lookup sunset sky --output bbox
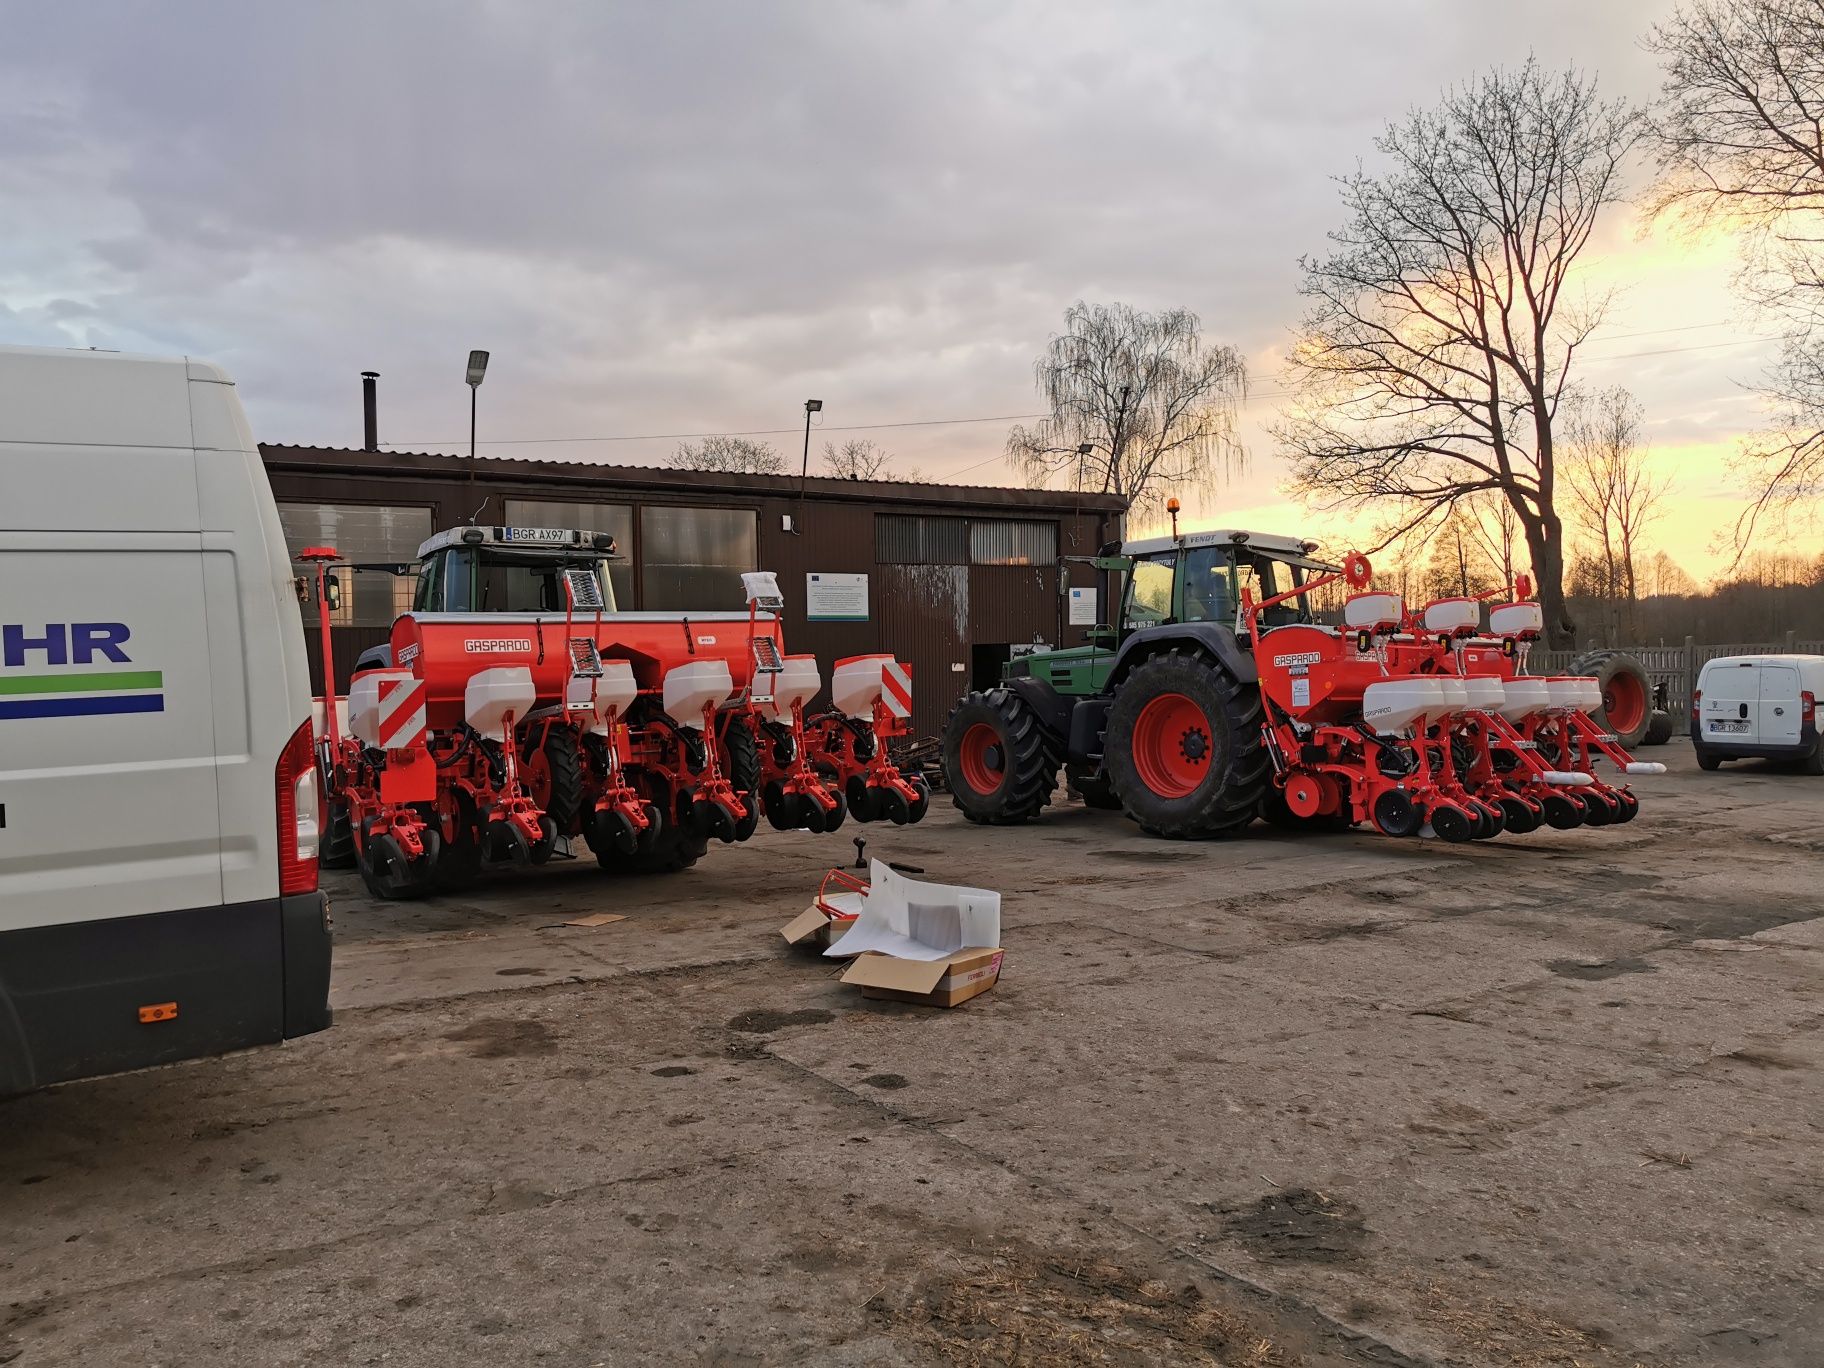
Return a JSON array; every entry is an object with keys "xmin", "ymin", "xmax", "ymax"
[{"xmin": 0, "ymin": 0, "xmax": 1797, "ymax": 580}]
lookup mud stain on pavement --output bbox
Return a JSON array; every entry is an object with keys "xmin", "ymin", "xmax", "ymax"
[
  {"xmin": 443, "ymin": 1018, "xmax": 557, "ymax": 1058},
  {"xmin": 725, "ymin": 1007, "xmax": 835, "ymax": 1034},
  {"xmin": 1213, "ymin": 1189, "xmax": 1368, "ymax": 1265},
  {"xmin": 1546, "ymin": 957, "xmax": 1656, "ymax": 981}
]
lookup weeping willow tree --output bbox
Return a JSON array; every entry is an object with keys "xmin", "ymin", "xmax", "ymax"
[{"xmin": 1006, "ymin": 301, "xmax": 1247, "ymax": 521}]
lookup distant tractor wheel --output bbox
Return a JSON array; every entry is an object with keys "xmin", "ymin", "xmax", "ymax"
[
  {"xmin": 721, "ymin": 715, "xmax": 762, "ymax": 840},
  {"xmin": 319, "ymin": 798, "xmax": 358, "ymax": 870},
  {"xmin": 942, "ymin": 690, "xmax": 1061, "ymax": 824},
  {"xmin": 431, "ymin": 790, "xmax": 484, "ymax": 891},
  {"xmin": 1568, "ymin": 650, "xmax": 1652, "ymax": 749},
  {"xmin": 521, "ymin": 724, "xmax": 585, "ymax": 835},
  {"xmin": 1641, "ymin": 708, "xmax": 1674, "ymax": 747},
  {"xmin": 1066, "ymin": 763, "xmax": 1123, "ymax": 811},
  {"xmin": 1103, "ymin": 651, "xmax": 1267, "ymax": 840}
]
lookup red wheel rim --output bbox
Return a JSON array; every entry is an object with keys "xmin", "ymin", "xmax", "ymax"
[
  {"xmin": 1131, "ymin": 692, "xmax": 1213, "ymax": 799},
  {"xmin": 523, "ymin": 751, "xmax": 552, "ymax": 808},
  {"xmin": 958, "ymin": 722, "xmax": 1005, "ymax": 795},
  {"xmin": 1601, "ymin": 671, "xmax": 1646, "ymax": 735}
]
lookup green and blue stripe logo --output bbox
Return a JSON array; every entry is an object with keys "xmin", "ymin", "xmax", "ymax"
[
  {"xmin": 0, "ymin": 623, "xmax": 163, "ymax": 719},
  {"xmin": 0, "ymin": 669, "xmax": 165, "ymax": 720}
]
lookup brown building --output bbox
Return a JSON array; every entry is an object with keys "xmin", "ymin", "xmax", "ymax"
[{"xmin": 261, "ymin": 445, "xmax": 1127, "ymax": 736}]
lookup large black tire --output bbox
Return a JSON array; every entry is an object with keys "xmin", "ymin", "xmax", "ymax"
[
  {"xmin": 1695, "ymin": 748, "xmax": 1723, "ymax": 771},
  {"xmin": 1568, "ymin": 650, "xmax": 1652, "ymax": 749},
  {"xmin": 1103, "ymin": 650, "xmax": 1267, "ymax": 839},
  {"xmin": 721, "ymin": 714, "xmax": 762, "ymax": 839},
  {"xmin": 522, "ymin": 723, "xmax": 585, "ymax": 834},
  {"xmin": 941, "ymin": 689, "xmax": 1061, "ymax": 824},
  {"xmin": 619, "ymin": 823, "xmax": 708, "ymax": 874},
  {"xmin": 319, "ymin": 798, "xmax": 358, "ymax": 870},
  {"xmin": 1066, "ymin": 762, "xmax": 1123, "ymax": 810},
  {"xmin": 1641, "ymin": 708, "xmax": 1674, "ymax": 747}
]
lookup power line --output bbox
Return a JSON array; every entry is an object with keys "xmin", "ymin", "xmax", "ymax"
[{"xmin": 386, "ymin": 410, "xmax": 1049, "ymax": 450}]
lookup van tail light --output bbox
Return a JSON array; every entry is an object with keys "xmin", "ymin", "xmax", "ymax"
[
  {"xmin": 277, "ymin": 718, "xmax": 320, "ymax": 896},
  {"xmin": 1691, "ymin": 689, "xmax": 1701, "ymax": 707},
  {"xmin": 1804, "ymin": 691, "xmax": 1816, "ymax": 725}
]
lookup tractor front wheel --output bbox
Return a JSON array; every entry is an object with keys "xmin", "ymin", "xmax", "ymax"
[
  {"xmin": 941, "ymin": 690, "xmax": 1060, "ymax": 824},
  {"xmin": 1103, "ymin": 651, "xmax": 1267, "ymax": 840}
]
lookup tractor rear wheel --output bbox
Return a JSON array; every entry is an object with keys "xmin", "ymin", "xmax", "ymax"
[
  {"xmin": 1103, "ymin": 651, "xmax": 1267, "ymax": 840},
  {"xmin": 319, "ymin": 799, "xmax": 358, "ymax": 870},
  {"xmin": 1568, "ymin": 650, "xmax": 1652, "ymax": 749},
  {"xmin": 1641, "ymin": 708, "xmax": 1674, "ymax": 747},
  {"xmin": 522, "ymin": 724, "xmax": 585, "ymax": 835},
  {"xmin": 941, "ymin": 690, "xmax": 1061, "ymax": 824}
]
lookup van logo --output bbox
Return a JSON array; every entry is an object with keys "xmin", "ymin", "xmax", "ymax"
[{"xmin": 0, "ymin": 623, "xmax": 164, "ymax": 720}]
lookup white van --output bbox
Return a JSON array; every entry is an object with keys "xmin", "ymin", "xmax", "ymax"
[
  {"xmin": 0, "ymin": 345, "xmax": 331, "ymax": 1095},
  {"xmin": 1692, "ymin": 654, "xmax": 1824, "ymax": 774}
]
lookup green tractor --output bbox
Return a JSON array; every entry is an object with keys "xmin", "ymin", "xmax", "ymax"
[{"xmin": 942, "ymin": 528, "xmax": 1334, "ymax": 838}]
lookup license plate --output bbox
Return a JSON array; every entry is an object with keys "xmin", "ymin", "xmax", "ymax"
[{"xmin": 1710, "ymin": 719, "xmax": 1750, "ymax": 734}]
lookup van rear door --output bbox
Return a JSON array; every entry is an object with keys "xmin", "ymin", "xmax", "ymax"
[
  {"xmin": 1701, "ymin": 660, "xmax": 1758, "ymax": 741},
  {"xmin": 1758, "ymin": 663, "xmax": 1803, "ymax": 746}
]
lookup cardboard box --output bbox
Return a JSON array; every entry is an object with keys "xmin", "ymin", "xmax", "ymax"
[
  {"xmin": 841, "ymin": 947, "xmax": 1003, "ymax": 1008},
  {"xmin": 779, "ymin": 906, "xmax": 856, "ymax": 952}
]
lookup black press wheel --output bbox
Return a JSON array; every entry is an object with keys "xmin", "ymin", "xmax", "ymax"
[
  {"xmin": 1498, "ymin": 796, "xmax": 1542, "ymax": 835},
  {"xmin": 1103, "ymin": 650, "xmax": 1267, "ymax": 840},
  {"xmin": 1372, "ymin": 789, "xmax": 1421, "ymax": 837},
  {"xmin": 941, "ymin": 689, "xmax": 1061, "ymax": 824},
  {"xmin": 360, "ymin": 828, "xmax": 436, "ymax": 901}
]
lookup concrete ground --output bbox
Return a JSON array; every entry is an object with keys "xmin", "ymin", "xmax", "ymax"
[{"xmin": 3, "ymin": 740, "xmax": 1821, "ymax": 1367}]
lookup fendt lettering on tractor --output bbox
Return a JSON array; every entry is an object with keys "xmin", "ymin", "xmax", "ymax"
[
  {"xmin": 302, "ymin": 526, "xmax": 928, "ymax": 899},
  {"xmin": 942, "ymin": 526, "xmax": 1664, "ymax": 842}
]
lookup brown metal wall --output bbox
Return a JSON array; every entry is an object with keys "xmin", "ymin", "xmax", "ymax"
[{"xmin": 264, "ymin": 448, "xmax": 1122, "ymax": 734}]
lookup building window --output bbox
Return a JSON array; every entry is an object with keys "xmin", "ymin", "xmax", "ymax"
[
  {"xmin": 639, "ymin": 506, "xmax": 757, "ymax": 610},
  {"xmin": 877, "ymin": 514, "xmax": 966, "ymax": 564},
  {"xmin": 504, "ymin": 499, "xmax": 636, "ymax": 607},
  {"xmin": 277, "ymin": 503, "xmax": 432, "ymax": 627},
  {"xmin": 970, "ymin": 519, "xmax": 1058, "ymax": 566}
]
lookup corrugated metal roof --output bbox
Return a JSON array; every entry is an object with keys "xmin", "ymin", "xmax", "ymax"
[{"xmin": 258, "ymin": 444, "xmax": 1129, "ymax": 512}]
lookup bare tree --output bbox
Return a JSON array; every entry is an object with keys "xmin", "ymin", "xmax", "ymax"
[
  {"xmin": 822, "ymin": 438, "xmax": 897, "ymax": 481},
  {"xmin": 1641, "ymin": 548, "xmax": 1698, "ymax": 598},
  {"xmin": 1647, "ymin": 0, "xmax": 1824, "ymax": 548},
  {"xmin": 668, "ymin": 435, "xmax": 784, "ymax": 474},
  {"xmin": 1461, "ymin": 490, "xmax": 1522, "ymax": 592},
  {"xmin": 1277, "ymin": 60, "xmax": 1641, "ymax": 646},
  {"xmin": 1560, "ymin": 386, "xmax": 1672, "ymax": 634},
  {"xmin": 1007, "ymin": 301, "xmax": 1246, "ymax": 520}
]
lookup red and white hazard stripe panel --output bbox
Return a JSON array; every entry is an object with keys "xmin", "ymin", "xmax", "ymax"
[
  {"xmin": 376, "ymin": 675, "xmax": 428, "ymax": 749},
  {"xmin": 881, "ymin": 660, "xmax": 913, "ymax": 719}
]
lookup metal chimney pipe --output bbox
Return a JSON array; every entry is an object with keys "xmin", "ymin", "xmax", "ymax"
[{"xmin": 361, "ymin": 371, "xmax": 379, "ymax": 450}]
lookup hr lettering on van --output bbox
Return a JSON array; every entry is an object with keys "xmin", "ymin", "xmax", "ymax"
[{"xmin": 0, "ymin": 622, "xmax": 165, "ymax": 720}]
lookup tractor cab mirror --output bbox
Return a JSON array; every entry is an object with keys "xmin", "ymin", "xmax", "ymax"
[
  {"xmin": 1091, "ymin": 555, "xmax": 1133, "ymax": 572},
  {"xmin": 324, "ymin": 575, "xmax": 342, "ymax": 612}
]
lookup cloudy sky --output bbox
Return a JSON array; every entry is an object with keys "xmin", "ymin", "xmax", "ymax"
[{"xmin": 1, "ymin": 1, "xmax": 1787, "ymax": 575}]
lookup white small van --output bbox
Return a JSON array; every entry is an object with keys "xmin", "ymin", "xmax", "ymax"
[
  {"xmin": 1691, "ymin": 654, "xmax": 1824, "ymax": 774},
  {"xmin": 0, "ymin": 345, "xmax": 331, "ymax": 1095}
]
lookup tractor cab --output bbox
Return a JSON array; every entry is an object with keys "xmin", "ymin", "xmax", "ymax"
[
  {"xmin": 411, "ymin": 526, "xmax": 622, "ymax": 614},
  {"xmin": 1116, "ymin": 529, "xmax": 1333, "ymax": 638}
]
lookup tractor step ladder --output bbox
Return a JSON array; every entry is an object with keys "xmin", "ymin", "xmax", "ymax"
[
  {"xmin": 564, "ymin": 566, "xmax": 606, "ymax": 611},
  {"xmin": 568, "ymin": 637, "xmax": 604, "ymax": 679},
  {"xmin": 749, "ymin": 636, "xmax": 784, "ymax": 705}
]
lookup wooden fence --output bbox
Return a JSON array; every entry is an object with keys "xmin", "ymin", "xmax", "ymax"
[{"xmin": 1531, "ymin": 635, "xmax": 1824, "ymax": 722}]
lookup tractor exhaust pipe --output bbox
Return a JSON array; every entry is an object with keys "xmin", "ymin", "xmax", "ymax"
[{"xmin": 361, "ymin": 371, "xmax": 379, "ymax": 451}]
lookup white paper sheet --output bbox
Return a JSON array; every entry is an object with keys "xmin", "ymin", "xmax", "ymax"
[{"xmin": 823, "ymin": 860, "xmax": 1001, "ymax": 960}]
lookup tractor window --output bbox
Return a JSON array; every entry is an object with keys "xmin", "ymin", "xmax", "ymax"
[
  {"xmin": 469, "ymin": 552, "xmax": 616, "ymax": 614},
  {"xmin": 1124, "ymin": 557, "xmax": 1175, "ymax": 629},
  {"xmin": 413, "ymin": 550, "xmax": 446, "ymax": 612},
  {"xmin": 1179, "ymin": 547, "xmax": 1237, "ymax": 625}
]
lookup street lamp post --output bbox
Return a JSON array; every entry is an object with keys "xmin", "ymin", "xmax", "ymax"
[
  {"xmin": 793, "ymin": 398, "xmax": 822, "ymax": 534},
  {"xmin": 465, "ymin": 349, "xmax": 490, "ymax": 511}
]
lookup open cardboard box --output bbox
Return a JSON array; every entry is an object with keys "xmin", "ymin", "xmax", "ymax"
[
  {"xmin": 841, "ymin": 947, "xmax": 1004, "ymax": 1007},
  {"xmin": 779, "ymin": 906, "xmax": 856, "ymax": 952}
]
